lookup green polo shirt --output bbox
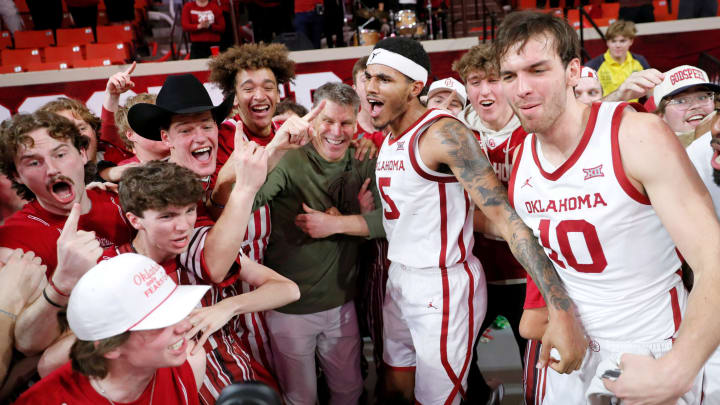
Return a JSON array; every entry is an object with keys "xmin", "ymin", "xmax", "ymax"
[{"xmin": 253, "ymin": 144, "xmax": 384, "ymax": 314}]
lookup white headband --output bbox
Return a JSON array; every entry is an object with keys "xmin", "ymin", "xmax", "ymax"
[{"xmin": 367, "ymin": 48, "xmax": 428, "ymax": 86}]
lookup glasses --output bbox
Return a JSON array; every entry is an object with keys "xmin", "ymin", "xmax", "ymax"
[{"xmin": 666, "ymin": 92, "xmax": 715, "ymax": 110}]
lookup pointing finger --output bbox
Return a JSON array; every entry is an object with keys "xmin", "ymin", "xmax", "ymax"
[
  {"xmin": 303, "ymin": 100, "xmax": 326, "ymax": 122},
  {"xmin": 61, "ymin": 203, "xmax": 81, "ymax": 238},
  {"xmin": 124, "ymin": 61, "xmax": 137, "ymax": 76}
]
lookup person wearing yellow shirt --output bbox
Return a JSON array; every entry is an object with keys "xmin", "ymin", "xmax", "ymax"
[{"xmin": 586, "ymin": 20, "xmax": 650, "ymax": 98}]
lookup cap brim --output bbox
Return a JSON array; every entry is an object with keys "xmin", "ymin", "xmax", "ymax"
[
  {"xmin": 130, "ymin": 284, "xmax": 210, "ymax": 331},
  {"xmin": 129, "ymin": 94, "xmax": 235, "ymax": 141},
  {"xmin": 665, "ymin": 83, "xmax": 720, "ymax": 100}
]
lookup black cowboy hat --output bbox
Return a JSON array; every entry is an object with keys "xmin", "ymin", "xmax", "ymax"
[{"xmin": 128, "ymin": 73, "xmax": 234, "ymax": 141}]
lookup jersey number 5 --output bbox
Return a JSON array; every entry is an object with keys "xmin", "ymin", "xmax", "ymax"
[
  {"xmin": 378, "ymin": 177, "xmax": 400, "ymax": 220},
  {"xmin": 538, "ymin": 219, "xmax": 607, "ymax": 273}
]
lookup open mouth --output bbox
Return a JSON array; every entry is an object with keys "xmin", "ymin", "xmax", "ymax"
[
  {"xmin": 170, "ymin": 235, "xmax": 190, "ymax": 249},
  {"xmin": 712, "ymin": 148, "xmax": 720, "ymax": 171},
  {"xmin": 168, "ymin": 338, "xmax": 185, "ymax": 351},
  {"xmin": 324, "ymin": 136, "xmax": 345, "ymax": 146},
  {"xmin": 367, "ymin": 97, "xmax": 385, "ymax": 118},
  {"xmin": 480, "ymin": 100, "xmax": 495, "ymax": 108},
  {"xmin": 250, "ymin": 104, "xmax": 270, "ymax": 114},
  {"xmin": 686, "ymin": 114, "xmax": 706, "ymax": 125},
  {"xmin": 48, "ymin": 178, "xmax": 75, "ymax": 204},
  {"xmin": 191, "ymin": 146, "xmax": 212, "ymax": 162}
]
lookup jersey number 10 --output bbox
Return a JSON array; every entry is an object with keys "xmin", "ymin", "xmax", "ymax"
[{"xmin": 538, "ymin": 219, "xmax": 608, "ymax": 273}]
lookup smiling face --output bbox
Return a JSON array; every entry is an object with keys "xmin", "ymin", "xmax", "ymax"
[
  {"xmin": 55, "ymin": 109, "xmax": 98, "ymax": 163},
  {"xmin": 499, "ymin": 34, "xmax": 580, "ymax": 135},
  {"xmin": 365, "ymin": 64, "xmax": 421, "ymax": 130},
  {"xmin": 127, "ymin": 204, "xmax": 197, "ymax": 262},
  {"xmin": 234, "ymin": 68, "xmax": 280, "ymax": 136},
  {"xmin": 465, "ymin": 69, "xmax": 514, "ymax": 130},
  {"xmin": 13, "ymin": 128, "xmax": 88, "ymax": 215},
  {"xmin": 606, "ymin": 35, "xmax": 633, "ymax": 62},
  {"xmin": 659, "ymin": 87, "xmax": 716, "ymax": 134},
  {"xmin": 111, "ymin": 319, "xmax": 193, "ymax": 369},
  {"xmin": 161, "ymin": 111, "xmax": 218, "ymax": 177},
  {"xmin": 574, "ymin": 77, "xmax": 603, "ymax": 105},
  {"xmin": 310, "ymin": 100, "xmax": 357, "ymax": 162},
  {"xmin": 126, "ymin": 129, "xmax": 171, "ymax": 162},
  {"xmin": 427, "ymin": 90, "xmax": 465, "ymax": 116}
]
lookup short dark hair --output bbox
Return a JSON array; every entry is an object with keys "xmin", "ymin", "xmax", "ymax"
[
  {"xmin": 352, "ymin": 56, "xmax": 369, "ymax": 85},
  {"xmin": 312, "ymin": 82, "xmax": 360, "ymax": 113},
  {"xmin": 0, "ymin": 111, "xmax": 90, "ymax": 201},
  {"xmin": 119, "ymin": 160, "xmax": 204, "ymax": 216},
  {"xmin": 493, "ymin": 10, "xmax": 580, "ymax": 69}
]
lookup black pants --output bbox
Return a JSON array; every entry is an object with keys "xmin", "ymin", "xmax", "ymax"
[
  {"xmin": 26, "ymin": 0, "xmax": 63, "ymax": 29},
  {"xmin": 68, "ymin": 5, "xmax": 98, "ymax": 30},
  {"xmin": 190, "ymin": 41, "xmax": 217, "ymax": 59},
  {"xmin": 248, "ymin": 3, "xmax": 292, "ymax": 44},
  {"xmin": 618, "ymin": 3, "xmax": 655, "ymax": 23},
  {"xmin": 464, "ymin": 283, "xmax": 527, "ymax": 404},
  {"xmin": 104, "ymin": 0, "xmax": 136, "ymax": 22}
]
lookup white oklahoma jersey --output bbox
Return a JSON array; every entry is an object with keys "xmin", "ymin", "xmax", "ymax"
[
  {"xmin": 509, "ymin": 102, "xmax": 684, "ymax": 342},
  {"xmin": 376, "ymin": 109, "xmax": 474, "ymax": 268}
]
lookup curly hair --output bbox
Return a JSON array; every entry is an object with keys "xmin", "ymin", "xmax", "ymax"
[
  {"xmin": 0, "ymin": 111, "xmax": 90, "ymax": 201},
  {"xmin": 452, "ymin": 43, "xmax": 498, "ymax": 82},
  {"xmin": 208, "ymin": 43, "xmax": 296, "ymax": 97},
  {"xmin": 119, "ymin": 160, "xmax": 203, "ymax": 216},
  {"xmin": 115, "ymin": 93, "xmax": 157, "ymax": 149},
  {"xmin": 39, "ymin": 97, "xmax": 101, "ymax": 140}
]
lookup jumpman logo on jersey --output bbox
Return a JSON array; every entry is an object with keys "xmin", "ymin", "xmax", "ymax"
[
  {"xmin": 521, "ymin": 177, "xmax": 533, "ymax": 188},
  {"xmin": 427, "ymin": 300, "xmax": 438, "ymax": 310},
  {"xmin": 397, "ymin": 141, "xmax": 405, "ymax": 151},
  {"xmin": 583, "ymin": 164, "xmax": 604, "ymax": 180}
]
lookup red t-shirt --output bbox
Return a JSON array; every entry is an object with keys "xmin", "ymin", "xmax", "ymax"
[
  {"xmin": 0, "ymin": 189, "xmax": 133, "ymax": 275},
  {"xmin": 181, "ymin": 1, "xmax": 226, "ymax": 43},
  {"xmin": 523, "ymin": 274, "xmax": 546, "ymax": 310},
  {"xmin": 119, "ymin": 155, "xmax": 141, "ymax": 166},
  {"xmin": 295, "ymin": 0, "xmax": 322, "ymax": 13},
  {"xmin": 14, "ymin": 361, "xmax": 200, "ymax": 405},
  {"xmin": 100, "ymin": 106, "xmax": 134, "ymax": 164}
]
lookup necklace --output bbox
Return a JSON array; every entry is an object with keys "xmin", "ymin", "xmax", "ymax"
[{"xmin": 92, "ymin": 372, "xmax": 156, "ymax": 405}]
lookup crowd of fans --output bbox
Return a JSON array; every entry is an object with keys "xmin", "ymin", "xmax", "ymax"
[{"xmin": 1, "ymin": 7, "xmax": 720, "ymax": 405}]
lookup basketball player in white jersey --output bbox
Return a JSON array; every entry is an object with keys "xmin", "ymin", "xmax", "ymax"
[
  {"xmin": 366, "ymin": 37, "xmax": 587, "ymax": 405},
  {"xmin": 496, "ymin": 10, "xmax": 720, "ymax": 404}
]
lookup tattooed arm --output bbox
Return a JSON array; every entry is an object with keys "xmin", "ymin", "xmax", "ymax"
[{"xmin": 418, "ymin": 117, "xmax": 587, "ymax": 373}]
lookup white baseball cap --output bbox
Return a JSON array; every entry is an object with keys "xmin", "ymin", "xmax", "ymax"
[
  {"xmin": 428, "ymin": 77, "xmax": 467, "ymax": 106},
  {"xmin": 67, "ymin": 253, "xmax": 209, "ymax": 341},
  {"xmin": 580, "ymin": 66, "xmax": 599, "ymax": 80},
  {"xmin": 653, "ymin": 65, "xmax": 720, "ymax": 103}
]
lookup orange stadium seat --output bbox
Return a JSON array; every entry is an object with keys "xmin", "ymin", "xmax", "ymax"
[
  {"xmin": 96, "ymin": 24, "xmax": 134, "ymax": 44},
  {"xmin": 1, "ymin": 48, "xmax": 41, "ymax": 66},
  {"xmin": 73, "ymin": 57, "xmax": 112, "ymax": 68},
  {"xmin": 44, "ymin": 44, "xmax": 85, "ymax": 63},
  {"xmin": 654, "ymin": 0, "xmax": 678, "ymax": 20},
  {"xmin": 26, "ymin": 61, "xmax": 71, "ymax": 71},
  {"xmin": 602, "ymin": 2, "xmax": 620, "ymax": 19},
  {"xmin": 56, "ymin": 27, "xmax": 95, "ymax": 46},
  {"xmin": 0, "ymin": 64, "xmax": 23, "ymax": 73},
  {"xmin": 13, "ymin": 29, "xmax": 54, "ymax": 49},
  {"xmin": 0, "ymin": 31, "xmax": 12, "ymax": 48},
  {"xmin": 85, "ymin": 42, "xmax": 128, "ymax": 64}
]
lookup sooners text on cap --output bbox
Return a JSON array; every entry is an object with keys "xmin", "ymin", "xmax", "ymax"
[{"xmin": 670, "ymin": 68, "xmax": 706, "ymax": 86}]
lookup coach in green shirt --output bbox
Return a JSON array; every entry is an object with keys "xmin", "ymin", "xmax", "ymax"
[{"xmin": 254, "ymin": 82, "xmax": 383, "ymax": 405}]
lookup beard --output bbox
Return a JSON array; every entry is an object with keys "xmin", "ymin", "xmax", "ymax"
[{"xmin": 713, "ymin": 168, "xmax": 720, "ymax": 187}]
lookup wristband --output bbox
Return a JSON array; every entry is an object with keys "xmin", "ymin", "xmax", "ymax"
[
  {"xmin": 0, "ymin": 309, "xmax": 16, "ymax": 321},
  {"xmin": 49, "ymin": 277, "xmax": 69, "ymax": 297},
  {"xmin": 43, "ymin": 287, "xmax": 66, "ymax": 309}
]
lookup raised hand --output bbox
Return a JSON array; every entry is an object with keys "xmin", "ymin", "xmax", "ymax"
[
  {"xmin": 186, "ymin": 301, "xmax": 236, "ymax": 354},
  {"xmin": 53, "ymin": 203, "xmax": 102, "ymax": 294},
  {"xmin": 357, "ymin": 178, "xmax": 375, "ymax": 213},
  {"xmin": 233, "ymin": 140, "xmax": 269, "ymax": 194},
  {"xmin": 351, "ymin": 137, "xmax": 378, "ymax": 161},
  {"xmin": 106, "ymin": 62, "xmax": 136, "ymax": 96},
  {"xmin": 270, "ymin": 100, "xmax": 326, "ymax": 152},
  {"xmin": 606, "ymin": 69, "xmax": 664, "ymax": 102}
]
